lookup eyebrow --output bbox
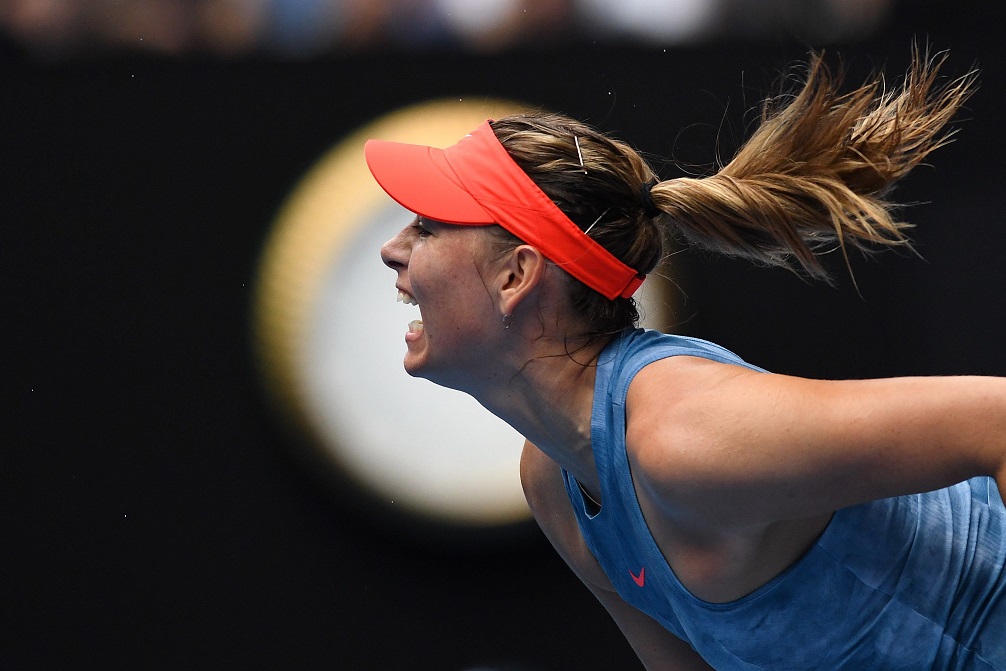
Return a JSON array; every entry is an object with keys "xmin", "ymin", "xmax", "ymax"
[{"xmin": 417, "ymin": 215, "xmax": 447, "ymax": 229}]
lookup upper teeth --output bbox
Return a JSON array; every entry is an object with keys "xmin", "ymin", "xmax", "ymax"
[{"xmin": 397, "ymin": 290, "xmax": 418, "ymax": 306}]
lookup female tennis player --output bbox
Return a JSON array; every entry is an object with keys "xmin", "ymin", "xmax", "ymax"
[{"xmin": 367, "ymin": 50, "xmax": 1004, "ymax": 670}]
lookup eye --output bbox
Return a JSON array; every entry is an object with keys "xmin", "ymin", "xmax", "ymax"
[{"xmin": 413, "ymin": 217, "xmax": 433, "ymax": 238}]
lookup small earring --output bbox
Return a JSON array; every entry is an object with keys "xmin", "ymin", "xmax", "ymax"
[{"xmin": 502, "ymin": 314, "xmax": 513, "ymax": 330}]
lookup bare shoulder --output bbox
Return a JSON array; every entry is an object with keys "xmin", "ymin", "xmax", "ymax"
[
  {"xmin": 627, "ymin": 354, "xmax": 755, "ymax": 422},
  {"xmin": 624, "ymin": 354, "xmax": 760, "ymax": 496},
  {"xmin": 622, "ymin": 353, "xmax": 863, "ymax": 532},
  {"xmin": 624, "ymin": 352, "xmax": 837, "ymax": 520},
  {"xmin": 519, "ymin": 440, "xmax": 613, "ymax": 590}
]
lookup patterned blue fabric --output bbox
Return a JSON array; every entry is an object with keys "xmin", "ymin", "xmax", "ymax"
[{"xmin": 562, "ymin": 328, "xmax": 1006, "ymax": 670}]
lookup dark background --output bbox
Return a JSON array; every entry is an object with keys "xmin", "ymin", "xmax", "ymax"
[{"xmin": 4, "ymin": 1, "xmax": 1005, "ymax": 669}]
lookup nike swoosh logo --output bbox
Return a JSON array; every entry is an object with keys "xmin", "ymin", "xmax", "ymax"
[{"xmin": 629, "ymin": 567, "xmax": 645, "ymax": 587}]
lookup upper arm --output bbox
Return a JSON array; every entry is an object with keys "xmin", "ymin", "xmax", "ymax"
[
  {"xmin": 628, "ymin": 356, "xmax": 1006, "ymax": 527},
  {"xmin": 520, "ymin": 441, "xmax": 714, "ymax": 671}
]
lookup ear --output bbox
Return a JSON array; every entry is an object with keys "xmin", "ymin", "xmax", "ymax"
[{"xmin": 497, "ymin": 244, "xmax": 547, "ymax": 317}]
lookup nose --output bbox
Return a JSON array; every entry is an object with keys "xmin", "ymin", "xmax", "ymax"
[{"xmin": 380, "ymin": 223, "xmax": 410, "ymax": 271}]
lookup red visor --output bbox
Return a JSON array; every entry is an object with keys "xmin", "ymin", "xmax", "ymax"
[{"xmin": 364, "ymin": 121, "xmax": 644, "ymax": 300}]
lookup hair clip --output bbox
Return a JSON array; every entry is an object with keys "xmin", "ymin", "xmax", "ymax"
[
  {"xmin": 574, "ymin": 136, "xmax": 587, "ymax": 174},
  {"xmin": 584, "ymin": 207, "xmax": 610, "ymax": 236}
]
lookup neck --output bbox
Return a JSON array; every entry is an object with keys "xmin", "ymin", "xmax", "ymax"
[{"xmin": 468, "ymin": 333, "xmax": 611, "ymax": 494}]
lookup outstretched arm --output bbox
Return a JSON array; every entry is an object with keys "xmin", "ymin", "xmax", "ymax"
[
  {"xmin": 520, "ymin": 442, "xmax": 714, "ymax": 671},
  {"xmin": 627, "ymin": 356, "xmax": 1006, "ymax": 530}
]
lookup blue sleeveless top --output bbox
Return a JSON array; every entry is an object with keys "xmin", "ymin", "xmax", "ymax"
[{"xmin": 562, "ymin": 328, "xmax": 1006, "ymax": 670}]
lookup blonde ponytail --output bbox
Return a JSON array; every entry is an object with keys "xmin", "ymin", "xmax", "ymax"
[{"xmin": 651, "ymin": 46, "xmax": 977, "ymax": 278}]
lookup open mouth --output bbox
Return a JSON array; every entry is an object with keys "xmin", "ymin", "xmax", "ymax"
[{"xmin": 398, "ymin": 290, "xmax": 423, "ymax": 333}]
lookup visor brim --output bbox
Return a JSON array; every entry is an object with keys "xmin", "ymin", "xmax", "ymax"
[{"xmin": 364, "ymin": 139, "xmax": 495, "ymax": 225}]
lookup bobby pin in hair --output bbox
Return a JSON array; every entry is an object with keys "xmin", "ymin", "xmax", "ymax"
[
  {"xmin": 574, "ymin": 136, "xmax": 587, "ymax": 174},
  {"xmin": 584, "ymin": 208, "xmax": 610, "ymax": 236}
]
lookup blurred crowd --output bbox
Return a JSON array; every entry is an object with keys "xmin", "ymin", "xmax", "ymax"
[{"xmin": 1, "ymin": 0, "xmax": 898, "ymax": 59}]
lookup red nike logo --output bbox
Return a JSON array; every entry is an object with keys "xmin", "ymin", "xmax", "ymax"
[{"xmin": 629, "ymin": 567, "xmax": 645, "ymax": 587}]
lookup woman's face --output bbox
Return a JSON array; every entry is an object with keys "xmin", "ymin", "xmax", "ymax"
[{"xmin": 380, "ymin": 216, "xmax": 500, "ymax": 388}]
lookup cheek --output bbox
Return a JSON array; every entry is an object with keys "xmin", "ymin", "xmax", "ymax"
[
  {"xmin": 407, "ymin": 258, "xmax": 454, "ymax": 316},
  {"xmin": 414, "ymin": 247, "xmax": 468, "ymax": 292},
  {"xmin": 412, "ymin": 239, "xmax": 494, "ymax": 321}
]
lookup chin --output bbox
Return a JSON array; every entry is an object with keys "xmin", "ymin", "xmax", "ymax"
[
  {"xmin": 402, "ymin": 356, "xmax": 426, "ymax": 379},
  {"xmin": 407, "ymin": 361, "xmax": 467, "ymax": 394},
  {"xmin": 403, "ymin": 354, "xmax": 440, "ymax": 384}
]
